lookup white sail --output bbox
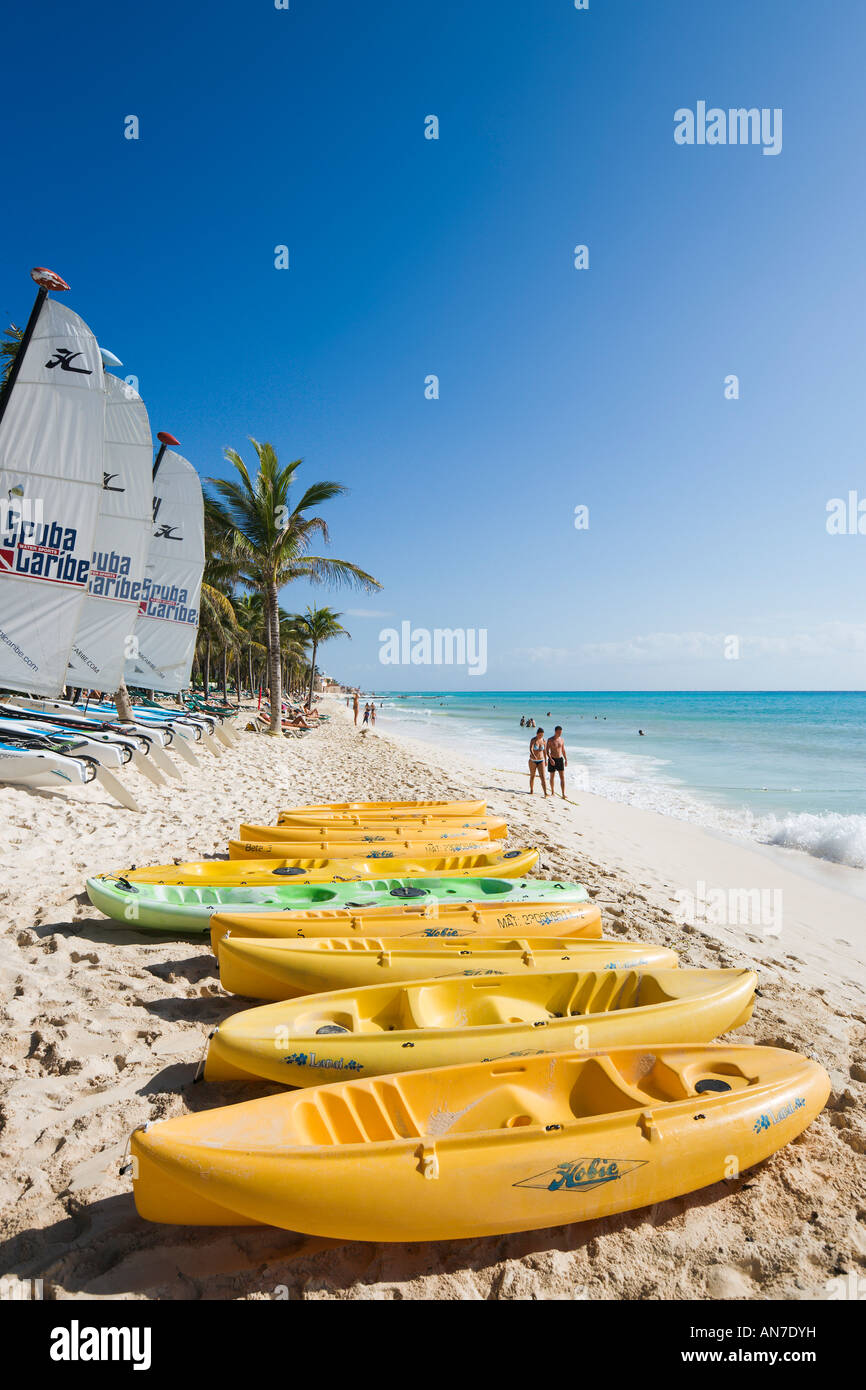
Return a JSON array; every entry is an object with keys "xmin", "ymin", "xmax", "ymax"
[
  {"xmin": 0, "ymin": 298, "xmax": 105, "ymax": 695},
  {"xmin": 123, "ymin": 450, "xmax": 204, "ymax": 694},
  {"xmin": 66, "ymin": 374, "xmax": 153, "ymax": 691}
]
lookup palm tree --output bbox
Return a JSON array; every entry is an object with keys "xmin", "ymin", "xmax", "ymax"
[
  {"xmin": 0, "ymin": 324, "xmax": 23, "ymax": 387},
  {"xmin": 278, "ymin": 613, "xmax": 311, "ymax": 701},
  {"xmin": 297, "ymin": 605, "xmax": 350, "ymax": 709},
  {"xmin": 207, "ymin": 440, "xmax": 380, "ymax": 732},
  {"xmin": 193, "ymin": 500, "xmax": 243, "ymax": 700},
  {"xmin": 233, "ymin": 592, "xmax": 267, "ymax": 698}
]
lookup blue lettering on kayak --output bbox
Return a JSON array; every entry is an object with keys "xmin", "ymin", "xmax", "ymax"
[
  {"xmin": 515, "ymin": 1157, "xmax": 647, "ymax": 1192},
  {"xmin": 753, "ymin": 1096, "xmax": 805, "ymax": 1133},
  {"xmin": 494, "ymin": 910, "xmax": 586, "ymax": 930},
  {"xmin": 283, "ymin": 1051, "xmax": 363, "ymax": 1071}
]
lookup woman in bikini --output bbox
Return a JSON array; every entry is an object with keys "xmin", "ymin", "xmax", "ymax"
[{"xmin": 529, "ymin": 727, "xmax": 547, "ymax": 796}]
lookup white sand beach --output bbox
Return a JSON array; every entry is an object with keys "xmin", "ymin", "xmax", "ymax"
[{"xmin": 0, "ymin": 698, "xmax": 863, "ymax": 1301}]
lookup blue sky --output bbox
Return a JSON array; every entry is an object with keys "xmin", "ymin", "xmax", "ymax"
[{"xmin": 3, "ymin": 0, "xmax": 865, "ymax": 690}]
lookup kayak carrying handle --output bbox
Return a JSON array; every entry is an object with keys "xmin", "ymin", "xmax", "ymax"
[
  {"xmin": 106, "ymin": 875, "xmax": 137, "ymax": 893},
  {"xmin": 415, "ymin": 1142, "xmax": 439, "ymax": 1180},
  {"xmin": 193, "ymin": 1029, "xmax": 216, "ymax": 1083}
]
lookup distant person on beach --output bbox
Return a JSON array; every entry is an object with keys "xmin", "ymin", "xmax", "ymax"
[
  {"xmin": 546, "ymin": 726, "xmax": 567, "ymax": 798},
  {"xmin": 370, "ymin": 705, "xmax": 376, "ymax": 725},
  {"xmin": 529, "ymin": 728, "xmax": 547, "ymax": 797},
  {"xmin": 520, "ymin": 716, "xmax": 525, "ymax": 727},
  {"xmin": 639, "ymin": 729, "xmax": 644, "ymax": 736},
  {"xmin": 362, "ymin": 702, "xmax": 371, "ymax": 725},
  {"xmin": 353, "ymin": 692, "xmax": 359, "ymax": 725}
]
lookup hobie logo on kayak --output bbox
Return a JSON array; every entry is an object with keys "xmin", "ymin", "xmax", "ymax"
[
  {"xmin": 378, "ymin": 622, "xmax": 487, "ymax": 677},
  {"xmin": 515, "ymin": 1157, "xmax": 647, "ymax": 1192}
]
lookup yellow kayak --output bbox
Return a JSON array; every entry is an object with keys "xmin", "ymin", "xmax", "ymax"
[
  {"xmin": 278, "ymin": 813, "xmax": 508, "ymax": 835},
  {"xmin": 279, "ymin": 800, "xmax": 486, "ymax": 821},
  {"xmin": 125, "ymin": 849, "xmax": 539, "ymax": 887},
  {"xmin": 209, "ymin": 901, "xmax": 603, "ymax": 953},
  {"xmin": 246, "ymin": 819, "xmax": 507, "ymax": 843},
  {"xmin": 217, "ymin": 934, "xmax": 680, "ymax": 999},
  {"xmin": 227, "ymin": 837, "xmax": 495, "ymax": 861},
  {"xmin": 204, "ymin": 967, "xmax": 757, "ymax": 1085},
  {"xmin": 132, "ymin": 1044, "xmax": 830, "ymax": 1238}
]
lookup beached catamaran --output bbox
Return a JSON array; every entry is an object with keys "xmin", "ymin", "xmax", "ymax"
[{"xmin": 0, "ymin": 266, "xmax": 213, "ymax": 803}]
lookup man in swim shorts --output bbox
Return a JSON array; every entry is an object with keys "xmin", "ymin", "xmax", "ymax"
[
  {"xmin": 545, "ymin": 725, "xmax": 567, "ymax": 799},
  {"xmin": 529, "ymin": 727, "xmax": 547, "ymax": 796}
]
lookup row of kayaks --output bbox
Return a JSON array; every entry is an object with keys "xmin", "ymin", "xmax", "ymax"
[
  {"xmin": 0, "ymin": 695, "xmax": 237, "ymax": 810},
  {"xmin": 81, "ymin": 797, "xmax": 830, "ymax": 1241}
]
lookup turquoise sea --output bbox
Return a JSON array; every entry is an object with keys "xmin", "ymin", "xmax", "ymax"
[{"xmin": 369, "ymin": 692, "xmax": 866, "ymax": 871}]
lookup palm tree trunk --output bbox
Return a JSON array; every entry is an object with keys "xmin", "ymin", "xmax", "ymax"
[
  {"xmin": 114, "ymin": 680, "xmax": 133, "ymax": 722},
  {"xmin": 204, "ymin": 638, "xmax": 211, "ymax": 699},
  {"xmin": 222, "ymin": 647, "xmax": 228, "ymax": 705},
  {"xmin": 266, "ymin": 581, "xmax": 282, "ymax": 733},
  {"xmin": 307, "ymin": 640, "xmax": 318, "ymax": 709}
]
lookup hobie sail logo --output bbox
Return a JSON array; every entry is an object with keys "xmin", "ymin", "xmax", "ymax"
[
  {"xmin": 152, "ymin": 493, "xmax": 182, "ymax": 540},
  {"xmin": 0, "ymin": 511, "xmax": 90, "ymax": 588},
  {"xmin": 44, "ymin": 348, "xmax": 93, "ymax": 375},
  {"xmin": 514, "ymin": 1157, "xmax": 646, "ymax": 1192}
]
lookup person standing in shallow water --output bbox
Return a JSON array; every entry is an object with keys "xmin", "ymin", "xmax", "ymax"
[
  {"xmin": 545, "ymin": 725, "xmax": 567, "ymax": 799},
  {"xmin": 529, "ymin": 727, "xmax": 547, "ymax": 796}
]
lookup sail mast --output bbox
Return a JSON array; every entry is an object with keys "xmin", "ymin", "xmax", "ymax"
[{"xmin": 0, "ymin": 267, "xmax": 70, "ymax": 428}]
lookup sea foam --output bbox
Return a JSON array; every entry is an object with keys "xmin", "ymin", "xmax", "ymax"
[{"xmin": 755, "ymin": 812, "xmax": 866, "ymax": 869}]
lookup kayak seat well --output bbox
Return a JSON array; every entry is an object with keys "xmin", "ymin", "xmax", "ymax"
[
  {"xmin": 610, "ymin": 1053, "xmax": 760, "ymax": 1102},
  {"xmin": 292, "ymin": 1006, "xmax": 361, "ymax": 1036},
  {"xmin": 568, "ymin": 1057, "xmax": 659, "ymax": 1117},
  {"xmin": 403, "ymin": 980, "xmax": 552, "ymax": 1030},
  {"xmin": 293, "ymin": 1078, "xmax": 422, "ymax": 1145},
  {"xmin": 563, "ymin": 971, "xmax": 681, "ymax": 1016}
]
